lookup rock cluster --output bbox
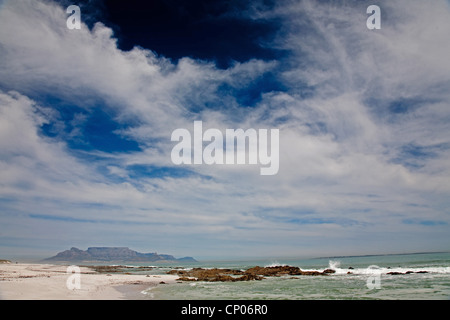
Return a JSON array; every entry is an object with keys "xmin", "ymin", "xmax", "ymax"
[
  {"xmin": 168, "ymin": 265, "xmax": 336, "ymax": 282},
  {"xmin": 387, "ymin": 270, "xmax": 428, "ymax": 275},
  {"xmin": 89, "ymin": 265, "xmax": 155, "ymax": 274}
]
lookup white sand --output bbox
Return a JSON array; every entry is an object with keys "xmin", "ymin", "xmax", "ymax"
[{"xmin": 0, "ymin": 263, "xmax": 178, "ymax": 300}]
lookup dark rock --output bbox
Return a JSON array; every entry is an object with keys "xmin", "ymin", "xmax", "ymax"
[
  {"xmin": 245, "ymin": 266, "xmax": 305, "ymax": 276},
  {"xmin": 323, "ymin": 268, "xmax": 336, "ymax": 274},
  {"xmin": 176, "ymin": 277, "xmax": 196, "ymax": 281},
  {"xmin": 170, "ymin": 265, "xmax": 333, "ymax": 282},
  {"xmin": 387, "ymin": 270, "xmax": 427, "ymax": 275},
  {"xmin": 236, "ymin": 274, "xmax": 264, "ymax": 281},
  {"xmin": 167, "ymin": 269, "xmax": 181, "ymax": 275},
  {"xmin": 387, "ymin": 272, "xmax": 403, "ymax": 275},
  {"xmin": 300, "ymin": 270, "xmax": 323, "ymax": 276}
]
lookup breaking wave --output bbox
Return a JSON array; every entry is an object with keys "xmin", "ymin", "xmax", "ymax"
[{"xmin": 323, "ymin": 260, "xmax": 450, "ymax": 275}]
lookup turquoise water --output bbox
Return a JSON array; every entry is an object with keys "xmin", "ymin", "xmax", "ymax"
[{"xmin": 136, "ymin": 252, "xmax": 450, "ymax": 300}]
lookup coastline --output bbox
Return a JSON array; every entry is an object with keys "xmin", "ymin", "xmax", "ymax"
[
  {"xmin": 0, "ymin": 262, "xmax": 177, "ymax": 300},
  {"xmin": 2, "ymin": 252, "xmax": 449, "ymax": 300}
]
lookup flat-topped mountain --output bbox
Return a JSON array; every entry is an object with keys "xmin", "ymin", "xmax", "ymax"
[{"xmin": 44, "ymin": 247, "xmax": 196, "ymax": 263}]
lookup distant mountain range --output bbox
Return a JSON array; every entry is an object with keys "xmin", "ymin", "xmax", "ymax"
[{"xmin": 44, "ymin": 247, "xmax": 197, "ymax": 263}]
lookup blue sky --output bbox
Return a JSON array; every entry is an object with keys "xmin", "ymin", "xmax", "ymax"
[{"xmin": 0, "ymin": 0, "xmax": 449, "ymax": 260}]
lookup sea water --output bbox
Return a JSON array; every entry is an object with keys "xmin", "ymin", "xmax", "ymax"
[{"xmin": 139, "ymin": 252, "xmax": 450, "ymax": 300}]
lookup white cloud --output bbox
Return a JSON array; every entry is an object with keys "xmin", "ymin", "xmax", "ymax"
[{"xmin": 0, "ymin": 0, "xmax": 449, "ymax": 258}]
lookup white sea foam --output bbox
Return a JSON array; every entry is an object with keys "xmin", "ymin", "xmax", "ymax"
[
  {"xmin": 323, "ymin": 260, "xmax": 450, "ymax": 276},
  {"xmin": 328, "ymin": 260, "xmax": 341, "ymax": 269},
  {"xmin": 264, "ymin": 261, "xmax": 287, "ymax": 267},
  {"xmin": 294, "ymin": 260, "xmax": 450, "ymax": 276}
]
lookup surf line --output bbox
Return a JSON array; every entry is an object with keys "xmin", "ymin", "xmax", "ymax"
[{"xmin": 171, "ymin": 121, "xmax": 279, "ymax": 175}]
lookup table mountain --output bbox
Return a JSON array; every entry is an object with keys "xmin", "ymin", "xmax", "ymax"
[{"xmin": 44, "ymin": 247, "xmax": 196, "ymax": 263}]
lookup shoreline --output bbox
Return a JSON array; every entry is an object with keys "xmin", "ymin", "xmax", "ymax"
[{"xmin": 0, "ymin": 262, "xmax": 177, "ymax": 300}]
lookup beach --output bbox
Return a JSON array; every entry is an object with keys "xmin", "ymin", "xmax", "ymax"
[{"xmin": 0, "ymin": 262, "xmax": 177, "ymax": 300}]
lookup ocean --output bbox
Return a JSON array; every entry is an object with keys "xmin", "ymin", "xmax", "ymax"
[{"xmin": 135, "ymin": 252, "xmax": 450, "ymax": 300}]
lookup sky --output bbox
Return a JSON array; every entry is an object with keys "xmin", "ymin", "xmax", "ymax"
[{"xmin": 0, "ymin": 0, "xmax": 449, "ymax": 261}]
